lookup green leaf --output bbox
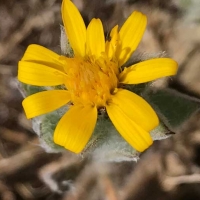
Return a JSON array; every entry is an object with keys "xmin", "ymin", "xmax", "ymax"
[{"xmin": 143, "ymin": 88, "xmax": 200, "ymax": 129}]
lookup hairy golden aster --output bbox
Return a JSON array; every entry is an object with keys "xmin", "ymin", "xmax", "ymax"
[{"xmin": 18, "ymin": 0, "xmax": 178, "ymax": 153}]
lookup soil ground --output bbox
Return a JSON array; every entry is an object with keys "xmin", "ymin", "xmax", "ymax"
[{"xmin": 1, "ymin": 0, "xmax": 200, "ymax": 199}]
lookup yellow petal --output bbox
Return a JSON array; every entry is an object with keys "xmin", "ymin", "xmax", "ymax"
[
  {"xmin": 117, "ymin": 11, "xmax": 147, "ymax": 66},
  {"xmin": 86, "ymin": 18, "xmax": 105, "ymax": 57},
  {"xmin": 111, "ymin": 89, "xmax": 159, "ymax": 131},
  {"xmin": 54, "ymin": 105, "xmax": 97, "ymax": 153},
  {"xmin": 105, "ymin": 25, "xmax": 119, "ymax": 59},
  {"xmin": 106, "ymin": 101, "xmax": 153, "ymax": 152},
  {"xmin": 23, "ymin": 90, "xmax": 71, "ymax": 119},
  {"xmin": 21, "ymin": 44, "xmax": 65, "ymax": 72},
  {"xmin": 119, "ymin": 58, "xmax": 178, "ymax": 84},
  {"xmin": 18, "ymin": 61, "xmax": 67, "ymax": 86},
  {"xmin": 62, "ymin": 0, "xmax": 86, "ymax": 57}
]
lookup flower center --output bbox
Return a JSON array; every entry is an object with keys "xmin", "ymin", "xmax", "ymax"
[{"xmin": 63, "ymin": 56, "xmax": 119, "ymax": 107}]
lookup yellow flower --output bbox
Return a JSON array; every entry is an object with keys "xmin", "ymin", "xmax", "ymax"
[{"xmin": 18, "ymin": 0, "xmax": 178, "ymax": 153}]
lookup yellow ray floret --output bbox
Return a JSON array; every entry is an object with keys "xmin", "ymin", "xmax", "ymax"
[
  {"xmin": 62, "ymin": 0, "xmax": 86, "ymax": 57},
  {"xmin": 21, "ymin": 44, "xmax": 65, "ymax": 72},
  {"xmin": 106, "ymin": 101, "xmax": 153, "ymax": 152},
  {"xmin": 105, "ymin": 25, "xmax": 119, "ymax": 60},
  {"xmin": 119, "ymin": 58, "xmax": 178, "ymax": 84},
  {"xmin": 23, "ymin": 90, "xmax": 71, "ymax": 119},
  {"xmin": 86, "ymin": 18, "xmax": 105, "ymax": 58},
  {"xmin": 18, "ymin": 61, "xmax": 67, "ymax": 86},
  {"xmin": 18, "ymin": 0, "xmax": 178, "ymax": 153},
  {"xmin": 110, "ymin": 89, "xmax": 159, "ymax": 131},
  {"xmin": 54, "ymin": 105, "xmax": 97, "ymax": 153},
  {"xmin": 117, "ymin": 11, "xmax": 147, "ymax": 66}
]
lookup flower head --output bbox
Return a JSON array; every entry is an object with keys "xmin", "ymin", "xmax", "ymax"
[{"xmin": 18, "ymin": 0, "xmax": 178, "ymax": 153}]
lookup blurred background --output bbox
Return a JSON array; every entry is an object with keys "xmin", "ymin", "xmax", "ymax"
[{"xmin": 1, "ymin": 0, "xmax": 200, "ymax": 199}]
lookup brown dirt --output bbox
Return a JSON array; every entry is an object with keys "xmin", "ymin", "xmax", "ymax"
[{"xmin": 1, "ymin": 0, "xmax": 200, "ymax": 199}]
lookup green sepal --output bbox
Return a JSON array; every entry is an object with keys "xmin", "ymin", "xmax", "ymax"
[
  {"xmin": 150, "ymin": 122, "xmax": 172, "ymax": 140},
  {"xmin": 19, "ymin": 83, "xmax": 46, "ymax": 96}
]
